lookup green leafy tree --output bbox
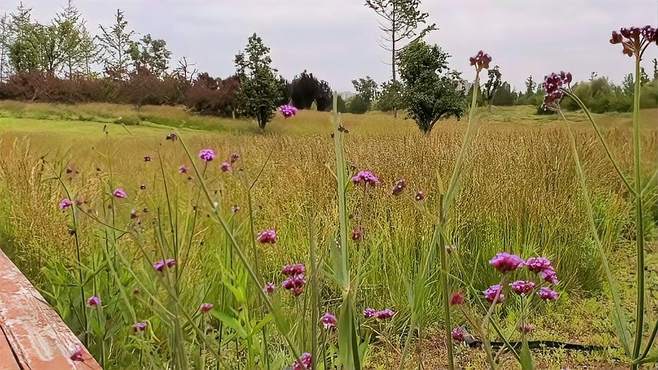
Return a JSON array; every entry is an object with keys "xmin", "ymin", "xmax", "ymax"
[
  {"xmin": 525, "ymin": 75, "xmax": 536, "ymax": 95},
  {"xmin": 491, "ymin": 81, "xmax": 517, "ymax": 106},
  {"xmin": 351, "ymin": 76, "xmax": 378, "ymax": 111},
  {"xmin": 365, "ymin": 0, "xmax": 436, "ymax": 116},
  {"xmin": 129, "ymin": 34, "xmax": 171, "ymax": 77},
  {"xmin": 234, "ymin": 33, "xmax": 282, "ymax": 130},
  {"xmin": 481, "ymin": 65, "xmax": 502, "ymax": 111},
  {"xmin": 398, "ymin": 40, "xmax": 465, "ymax": 134},
  {"xmin": 98, "ymin": 9, "xmax": 134, "ymax": 80},
  {"xmin": 55, "ymin": 0, "xmax": 97, "ymax": 78},
  {"xmin": 7, "ymin": 3, "xmax": 39, "ymax": 73},
  {"xmin": 376, "ymin": 80, "xmax": 403, "ymax": 112}
]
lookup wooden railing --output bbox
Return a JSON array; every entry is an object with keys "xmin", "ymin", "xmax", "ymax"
[{"xmin": 0, "ymin": 249, "xmax": 101, "ymax": 369}]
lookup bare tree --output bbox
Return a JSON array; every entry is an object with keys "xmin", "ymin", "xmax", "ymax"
[{"xmin": 97, "ymin": 9, "xmax": 133, "ymax": 80}]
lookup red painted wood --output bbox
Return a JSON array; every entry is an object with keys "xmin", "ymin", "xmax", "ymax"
[{"xmin": 0, "ymin": 249, "xmax": 102, "ymax": 369}]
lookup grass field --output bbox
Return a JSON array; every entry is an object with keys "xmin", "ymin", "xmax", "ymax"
[{"xmin": 0, "ymin": 101, "xmax": 657, "ymax": 368}]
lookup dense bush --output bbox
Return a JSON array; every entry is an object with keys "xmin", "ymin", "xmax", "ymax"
[
  {"xmin": 184, "ymin": 74, "xmax": 240, "ymax": 117},
  {"xmin": 290, "ymin": 71, "xmax": 333, "ymax": 111}
]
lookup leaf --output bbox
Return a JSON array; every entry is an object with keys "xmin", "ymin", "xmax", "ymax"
[
  {"xmin": 211, "ymin": 311, "xmax": 248, "ymax": 338},
  {"xmin": 518, "ymin": 339, "xmax": 534, "ymax": 370}
]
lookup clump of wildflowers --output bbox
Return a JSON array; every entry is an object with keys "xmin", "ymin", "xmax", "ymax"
[
  {"xmin": 282, "ymin": 263, "xmax": 306, "ymax": 296},
  {"xmin": 451, "ymin": 326, "xmax": 466, "ymax": 342},
  {"xmin": 112, "ymin": 187, "xmax": 127, "ymax": 199},
  {"xmin": 363, "ymin": 307, "xmax": 376, "ymax": 318},
  {"xmin": 610, "ymin": 26, "xmax": 658, "ymax": 57},
  {"xmin": 153, "ymin": 258, "xmax": 176, "ymax": 272},
  {"xmin": 198, "ymin": 149, "xmax": 216, "ymax": 162},
  {"xmin": 320, "ymin": 312, "xmax": 337, "ymax": 330},
  {"xmin": 59, "ymin": 198, "xmax": 73, "ymax": 210},
  {"xmin": 542, "ymin": 71, "xmax": 572, "ymax": 108},
  {"xmin": 374, "ymin": 308, "xmax": 395, "ymax": 320},
  {"xmin": 469, "ymin": 50, "xmax": 492, "ymax": 71},
  {"xmin": 292, "ymin": 352, "xmax": 312, "ymax": 370},
  {"xmin": 263, "ymin": 282, "xmax": 275, "ymax": 295},
  {"xmin": 489, "ymin": 252, "xmax": 524, "ymax": 273},
  {"xmin": 220, "ymin": 161, "xmax": 232, "ymax": 172},
  {"xmin": 86, "ymin": 295, "xmax": 101, "ymax": 308},
  {"xmin": 351, "ymin": 170, "xmax": 380, "ymax": 187},
  {"xmin": 279, "ymin": 104, "xmax": 298, "ymax": 118},
  {"xmin": 392, "ymin": 179, "xmax": 406, "ymax": 195},
  {"xmin": 256, "ymin": 229, "xmax": 277, "ymax": 244}
]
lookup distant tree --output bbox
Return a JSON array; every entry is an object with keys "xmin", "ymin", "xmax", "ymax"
[
  {"xmin": 55, "ymin": 0, "xmax": 97, "ymax": 78},
  {"xmin": 347, "ymin": 95, "xmax": 369, "ymax": 114},
  {"xmin": 98, "ymin": 9, "xmax": 134, "ymax": 80},
  {"xmin": 653, "ymin": 58, "xmax": 658, "ymax": 81},
  {"xmin": 622, "ymin": 73, "xmax": 634, "ymax": 95},
  {"xmin": 365, "ymin": 0, "xmax": 436, "ymax": 116},
  {"xmin": 492, "ymin": 82, "xmax": 517, "ymax": 106},
  {"xmin": 398, "ymin": 40, "xmax": 465, "ymax": 134},
  {"xmin": 481, "ymin": 65, "xmax": 502, "ymax": 111},
  {"xmin": 129, "ymin": 34, "xmax": 171, "ymax": 77},
  {"xmin": 7, "ymin": 3, "xmax": 39, "ymax": 73},
  {"xmin": 524, "ymin": 75, "xmax": 536, "ymax": 95},
  {"xmin": 351, "ymin": 76, "xmax": 378, "ymax": 111},
  {"xmin": 0, "ymin": 14, "xmax": 11, "ymax": 82},
  {"xmin": 234, "ymin": 33, "xmax": 282, "ymax": 130},
  {"xmin": 289, "ymin": 70, "xmax": 333, "ymax": 111},
  {"xmin": 376, "ymin": 80, "xmax": 403, "ymax": 112}
]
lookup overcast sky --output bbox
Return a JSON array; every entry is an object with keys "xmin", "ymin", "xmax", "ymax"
[{"xmin": 2, "ymin": 0, "xmax": 658, "ymax": 91}]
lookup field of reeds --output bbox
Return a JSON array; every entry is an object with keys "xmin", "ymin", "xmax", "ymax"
[{"xmin": 0, "ymin": 101, "xmax": 657, "ymax": 368}]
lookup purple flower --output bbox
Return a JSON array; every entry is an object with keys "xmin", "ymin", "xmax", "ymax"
[
  {"xmin": 469, "ymin": 50, "xmax": 492, "ymax": 71},
  {"xmin": 525, "ymin": 257, "xmax": 553, "ymax": 273},
  {"xmin": 392, "ymin": 179, "xmax": 406, "ymax": 196},
  {"xmin": 153, "ymin": 258, "xmax": 176, "ymax": 272},
  {"xmin": 451, "ymin": 327, "xmax": 466, "ymax": 342},
  {"xmin": 198, "ymin": 149, "xmax": 216, "ymax": 162},
  {"xmin": 540, "ymin": 268, "xmax": 559, "ymax": 285},
  {"xmin": 200, "ymin": 303, "xmax": 214, "ymax": 314},
  {"xmin": 178, "ymin": 165, "xmax": 188, "ymax": 174},
  {"xmin": 542, "ymin": 71, "xmax": 572, "ymax": 109},
  {"xmin": 282, "ymin": 274, "xmax": 306, "ymax": 296},
  {"xmin": 70, "ymin": 345, "xmax": 85, "ymax": 362},
  {"xmin": 537, "ymin": 287, "xmax": 559, "ymax": 301},
  {"xmin": 282, "ymin": 263, "xmax": 305, "ymax": 276},
  {"xmin": 483, "ymin": 284, "xmax": 505, "ymax": 304},
  {"xmin": 374, "ymin": 308, "xmax": 395, "ymax": 320},
  {"xmin": 450, "ymin": 291, "xmax": 465, "ymax": 306},
  {"xmin": 263, "ymin": 282, "xmax": 276, "ymax": 295},
  {"xmin": 144, "ymin": 155, "xmax": 151, "ymax": 162},
  {"xmin": 320, "ymin": 312, "xmax": 337, "ymax": 329},
  {"xmin": 610, "ymin": 26, "xmax": 657, "ymax": 57},
  {"xmin": 112, "ymin": 187, "xmax": 127, "ymax": 199},
  {"xmin": 133, "ymin": 322, "xmax": 148, "ymax": 333},
  {"xmin": 229, "ymin": 153, "xmax": 240, "ymax": 163},
  {"xmin": 489, "ymin": 252, "xmax": 524, "ymax": 273},
  {"xmin": 292, "ymin": 352, "xmax": 312, "ymax": 370},
  {"xmin": 59, "ymin": 198, "xmax": 73, "ymax": 210},
  {"xmin": 257, "ymin": 229, "xmax": 277, "ymax": 244},
  {"xmin": 279, "ymin": 104, "xmax": 298, "ymax": 119},
  {"xmin": 86, "ymin": 295, "xmax": 101, "ymax": 308},
  {"xmin": 363, "ymin": 307, "xmax": 376, "ymax": 318},
  {"xmin": 220, "ymin": 161, "xmax": 232, "ymax": 172},
  {"xmin": 415, "ymin": 191, "xmax": 425, "ymax": 201},
  {"xmin": 351, "ymin": 170, "xmax": 380, "ymax": 187},
  {"xmin": 509, "ymin": 280, "xmax": 536, "ymax": 295}
]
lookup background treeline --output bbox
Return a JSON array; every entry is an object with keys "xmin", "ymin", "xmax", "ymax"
[{"xmin": 2, "ymin": 2, "xmax": 658, "ymax": 117}]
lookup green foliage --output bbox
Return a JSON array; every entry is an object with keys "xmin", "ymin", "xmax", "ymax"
[
  {"xmin": 347, "ymin": 94, "xmax": 369, "ymax": 114},
  {"xmin": 376, "ymin": 80, "xmax": 403, "ymax": 112},
  {"xmin": 234, "ymin": 33, "xmax": 282, "ymax": 129},
  {"xmin": 492, "ymin": 81, "xmax": 517, "ymax": 106},
  {"xmin": 98, "ymin": 9, "xmax": 134, "ymax": 80},
  {"xmin": 351, "ymin": 76, "xmax": 378, "ymax": 112},
  {"xmin": 481, "ymin": 65, "xmax": 502, "ymax": 108},
  {"xmin": 128, "ymin": 34, "xmax": 171, "ymax": 77},
  {"xmin": 398, "ymin": 40, "xmax": 465, "ymax": 133}
]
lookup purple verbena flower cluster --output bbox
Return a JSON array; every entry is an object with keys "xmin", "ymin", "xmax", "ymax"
[
  {"xmin": 542, "ymin": 71, "xmax": 572, "ymax": 108},
  {"xmin": 153, "ymin": 258, "xmax": 176, "ymax": 272},
  {"xmin": 610, "ymin": 26, "xmax": 658, "ymax": 57},
  {"xmin": 351, "ymin": 170, "xmax": 380, "ymax": 187},
  {"xmin": 363, "ymin": 307, "xmax": 395, "ymax": 320},
  {"xmin": 320, "ymin": 312, "xmax": 337, "ymax": 330},
  {"xmin": 198, "ymin": 149, "xmax": 216, "ymax": 162},
  {"xmin": 282, "ymin": 263, "xmax": 306, "ymax": 296},
  {"xmin": 256, "ymin": 229, "xmax": 277, "ymax": 244},
  {"xmin": 292, "ymin": 352, "xmax": 312, "ymax": 370},
  {"xmin": 279, "ymin": 104, "xmax": 298, "ymax": 118},
  {"xmin": 469, "ymin": 50, "xmax": 492, "ymax": 71},
  {"xmin": 489, "ymin": 252, "xmax": 524, "ymax": 273}
]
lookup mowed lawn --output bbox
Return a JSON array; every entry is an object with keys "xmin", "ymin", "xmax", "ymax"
[{"xmin": 0, "ymin": 101, "xmax": 657, "ymax": 368}]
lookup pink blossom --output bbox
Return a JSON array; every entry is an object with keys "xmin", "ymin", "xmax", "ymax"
[
  {"xmin": 220, "ymin": 161, "xmax": 232, "ymax": 172},
  {"xmin": 320, "ymin": 312, "xmax": 337, "ymax": 329},
  {"xmin": 540, "ymin": 268, "xmax": 559, "ymax": 285},
  {"xmin": 451, "ymin": 327, "xmax": 466, "ymax": 342},
  {"xmin": 178, "ymin": 165, "xmax": 188, "ymax": 174},
  {"xmin": 282, "ymin": 263, "xmax": 305, "ymax": 276},
  {"xmin": 374, "ymin": 308, "xmax": 395, "ymax": 320},
  {"xmin": 509, "ymin": 280, "xmax": 536, "ymax": 295},
  {"xmin": 363, "ymin": 307, "xmax": 376, "ymax": 318},
  {"xmin": 279, "ymin": 104, "xmax": 298, "ymax": 119},
  {"xmin": 153, "ymin": 258, "xmax": 177, "ymax": 272},
  {"xmin": 483, "ymin": 284, "xmax": 505, "ymax": 304},
  {"xmin": 257, "ymin": 229, "xmax": 277, "ymax": 244},
  {"xmin": 59, "ymin": 198, "xmax": 73, "ymax": 210},
  {"xmin": 525, "ymin": 257, "xmax": 553, "ymax": 273},
  {"xmin": 86, "ymin": 295, "xmax": 101, "ymax": 308},
  {"xmin": 489, "ymin": 252, "xmax": 524, "ymax": 273},
  {"xmin": 70, "ymin": 345, "xmax": 85, "ymax": 362},
  {"xmin": 200, "ymin": 303, "xmax": 214, "ymax": 314},
  {"xmin": 469, "ymin": 50, "xmax": 492, "ymax": 71},
  {"xmin": 351, "ymin": 170, "xmax": 380, "ymax": 187},
  {"xmin": 133, "ymin": 322, "xmax": 147, "ymax": 332},
  {"xmin": 292, "ymin": 352, "xmax": 312, "ymax": 370},
  {"xmin": 537, "ymin": 287, "xmax": 559, "ymax": 301},
  {"xmin": 450, "ymin": 291, "xmax": 465, "ymax": 306},
  {"xmin": 263, "ymin": 282, "xmax": 276, "ymax": 295},
  {"xmin": 112, "ymin": 187, "xmax": 127, "ymax": 199},
  {"xmin": 198, "ymin": 149, "xmax": 216, "ymax": 162}
]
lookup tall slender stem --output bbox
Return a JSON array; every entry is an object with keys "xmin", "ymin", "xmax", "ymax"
[{"xmin": 632, "ymin": 56, "xmax": 646, "ymax": 362}]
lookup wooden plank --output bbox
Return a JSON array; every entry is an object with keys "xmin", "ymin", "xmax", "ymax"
[
  {"xmin": 0, "ymin": 327, "xmax": 20, "ymax": 370},
  {"xmin": 0, "ymin": 248, "xmax": 102, "ymax": 369}
]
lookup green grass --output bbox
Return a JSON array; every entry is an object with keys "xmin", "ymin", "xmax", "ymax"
[{"xmin": 0, "ymin": 101, "xmax": 656, "ymax": 368}]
